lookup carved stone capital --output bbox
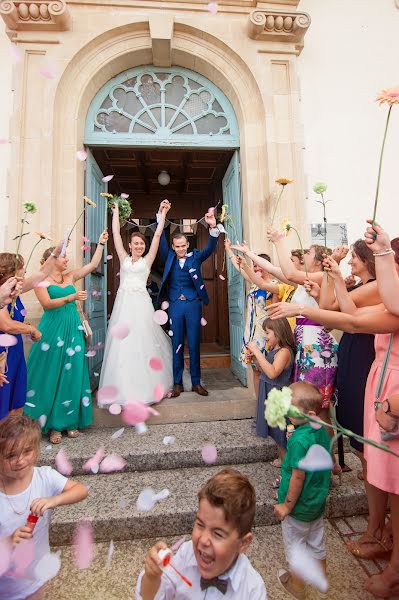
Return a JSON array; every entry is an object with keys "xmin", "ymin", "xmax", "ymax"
[
  {"xmin": 0, "ymin": 0, "xmax": 71, "ymax": 32},
  {"xmin": 248, "ymin": 9, "xmax": 311, "ymax": 52}
]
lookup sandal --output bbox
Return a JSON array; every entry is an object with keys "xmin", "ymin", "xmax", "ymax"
[
  {"xmin": 67, "ymin": 430, "xmax": 80, "ymax": 439},
  {"xmin": 50, "ymin": 430, "xmax": 62, "ymax": 444},
  {"xmin": 331, "ymin": 463, "xmax": 342, "ymax": 486},
  {"xmin": 346, "ymin": 533, "xmax": 393, "ymax": 560},
  {"xmin": 277, "ymin": 569, "xmax": 306, "ymax": 600},
  {"xmin": 367, "ymin": 569, "xmax": 399, "ymax": 598}
]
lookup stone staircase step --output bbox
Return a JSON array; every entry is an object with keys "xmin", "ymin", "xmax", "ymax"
[
  {"xmin": 38, "ymin": 420, "xmax": 274, "ymax": 475},
  {"xmin": 50, "ymin": 453, "xmax": 367, "ymax": 545}
]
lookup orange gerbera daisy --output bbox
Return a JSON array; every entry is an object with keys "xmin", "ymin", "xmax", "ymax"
[
  {"xmin": 376, "ymin": 87, "xmax": 399, "ymax": 106},
  {"xmin": 275, "ymin": 178, "xmax": 293, "ymax": 186}
]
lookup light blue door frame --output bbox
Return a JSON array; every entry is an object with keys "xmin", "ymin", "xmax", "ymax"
[
  {"xmin": 84, "ymin": 151, "xmax": 107, "ymax": 379},
  {"xmin": 222, "ymin": 151, "xmax": 247, "ymax": 385}
]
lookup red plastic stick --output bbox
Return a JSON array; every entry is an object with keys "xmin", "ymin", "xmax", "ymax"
[{"xmin": 162, "ymin": 553, "xmax": 192, "ymax": 587}]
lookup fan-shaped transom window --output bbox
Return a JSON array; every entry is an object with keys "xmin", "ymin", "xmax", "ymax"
[{"xmin": 85, "ymin": 67, "xmax": 239, "ymax": 148}]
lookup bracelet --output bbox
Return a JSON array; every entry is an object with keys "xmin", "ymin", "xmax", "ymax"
[
  {"xmin": 373, "ymin": 249, "xmax": 394, "ymax": 257},
  {"xmin": 99, "ymin": 242, "xmax": 105, "ymax": 246}
]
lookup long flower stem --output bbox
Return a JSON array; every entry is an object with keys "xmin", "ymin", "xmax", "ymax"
[
  {"xmin": 271, "ymin": 185, "xmax": 285, "ymax": 226},
  {"xmin": 11, "ymin": 210, "xmax": 28, "ymax": 317},
  {"xmin": 373, "ymin": 105, "xmax": 392, "ymax": 224},
  {"xmin": 24, "ymin": 239, "xmax": 44, "ymax": 273},
  {"xmin": 289, "ymin": 226, "xmax": 308, "ymax": 278},
  {"xmin": 68, "ymin": 209, "xmax": 85, "ymax": 240},
  {"xmin": 320, "ymin": 193, "xmax": 327, "ymax": 251}
]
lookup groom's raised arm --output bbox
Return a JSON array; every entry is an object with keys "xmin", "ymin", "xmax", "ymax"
[
  {"xmin": 156, "ymin": 200, "xmax": 171, "ymax": 261},
  {"xmin": 198, "ymin": 209, "xmax": 220, "ymax": 263}
]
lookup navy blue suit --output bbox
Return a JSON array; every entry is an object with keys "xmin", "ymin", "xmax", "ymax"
[{"xmin": 158, "ymin": 230, "xmax": 219, "ymax": 386}]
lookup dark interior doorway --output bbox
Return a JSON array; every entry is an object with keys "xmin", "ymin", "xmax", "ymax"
[{"xmin": 91, "ymin": 147, "xmax": 234, "ymax": 353}]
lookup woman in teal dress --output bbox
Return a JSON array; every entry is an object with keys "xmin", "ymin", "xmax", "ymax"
[{"xmin": 24, "ymin": 229, "xmax": 108, "ymax": 444}]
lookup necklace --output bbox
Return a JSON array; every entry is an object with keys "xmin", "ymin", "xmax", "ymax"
[
  {"xmin": 50, "ymin": 273, "xmax": 64, "ymax": 285},
  {"xmin": 0, "ymin": 473, "xmax": 34, "ymax": 515}
]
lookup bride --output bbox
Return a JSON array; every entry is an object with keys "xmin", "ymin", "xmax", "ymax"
[{"xmin": 99, "ymin": 199, "xmax": 173, "ymax": 405}]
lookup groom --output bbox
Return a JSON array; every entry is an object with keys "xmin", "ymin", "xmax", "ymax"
[{"xmin": 157, "ymin": 200, "xmax": 220, "ymax": 397}]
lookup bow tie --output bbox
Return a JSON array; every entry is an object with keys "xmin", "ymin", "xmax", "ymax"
[{"xmin": 200, "ymin": 576, "xmax": 228, "ymax": 595}]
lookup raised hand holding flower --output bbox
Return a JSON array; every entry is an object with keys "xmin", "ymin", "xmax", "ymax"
[
  {"xmin": 364, "ymin": 220, "xmax": 391, "ymax": 253},
  {"xmin": 230, "ymin": 242, "xmax": 249, "ymax": 254},
  {"xmin": 331, "ymin": 245, "xmax": 349, "ymax": 264},
  {"xmin": 322, "ymin": 255, "xmax": 342, "ymax": 280},
  {"xmin": 266, "ymin": 227, "xmax": 285, "ymax": 244},
  {"xmin": 304, "ymin": 278, "xmax": 320, "ymax": 301}
]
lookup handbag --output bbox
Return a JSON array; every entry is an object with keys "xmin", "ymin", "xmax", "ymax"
[
  {"xmin": 374, "ymin": 334, "xmax": 399, "ymax": 441},
  {"xmin": 77, "ymin": 302, "xmax": 93, "ymax": 346}
]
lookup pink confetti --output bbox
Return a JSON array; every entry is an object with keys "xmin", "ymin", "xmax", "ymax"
[
  {"xmin": 153, "ymin": 310, "xmax": 168, "ymax": 325},
  {"xmin": 109, "ymin": 322, "xmax": 130, "ymax": 339},
  {"xmin": 10, "ymin": 43, "xmax": 23, "ymax": 62},
  {"xmin": 82, "ymin": 236, "xmax": 90, "ymax": 242},
  {"xmin": 99, "ymin": 454, "xmax": 126, "ymax": 473},
  {"xmin": 109, "ymin": 403, "xmax": 122, "ymax": 415},
  {"xmin": 208, "ymin": 1, "xmax": 218, "ymax": 15},
  {"xmin": 201, "ymin": 444, "xmax": 217, "ymax": 465},
  {"xmin": 0, "ymin": 537, "xmax": 12, "ymax": 576},
  {"xmin": 97, "ymin": 385, "xmax": 118, "ymax": 405},
  {"xmin": 153, "ymin": 384, "xmax": 164, "ymax": 403},
  {"xmin": 55, "ymin": 448, "xmax": 73, "ymax": 476},
  {"xmin": 200, "ymin": 285, "xmax": 204, "ymax": 290},
  {"xmin": 0, "ymin": 138, "xmax": 9, "ymax": 144},
  {"xmin": 102, "ymin": 175, "xmax": 114, "ymax": 182},
  {"xmin": 149, "ymin": 357, "xmax": 163, "ymax": 371},
  {"xmin": 106, "ymin": 255, "xmax": 113, "ymax": 261},
  {"xmin": 208, "ymin": 207, "xmax": 215, "ymax": 214},
  {"xmin": 176, "ymin": 344, "xmax": 182, "ymax": 354},
  {"xmin": 81, "ymin": 245, "xmax": 90, "ymax": 251},
  {"xmin": 39, "ymin": 62, "xmax": 57, "ymax": 79},
  {"xmin": 85, "ymin": 350, "xmax": 96, "ymax": 357},
  {"xmin": 161, "ymin": 301, "xmax": 169, "ymax": 310},
  {"xmin": 73, "ymin": 521, "xmax": 95, "ymax": 570},
  {"xmin": 76, "ymin": 150, "xmax": 87, "ymax": 162},
  {"xmin": 20, "ymin": 308, "xmax": 27, "ymax": 317},
  {"xmin": 34, "ymin": 280, "xmax": 50, "ymax": 288},
  {"xmin": 12, "ymin": 539, "xmax": 35, "ymax": 577},
  {"xmin": 193, "ymin": 274, "xmax": 198, "ymax": 279},
  {"xmin": 92, "ymin": 290, "xmax": 97, "ymax": 296},
  {"xmin": 121, "ymin": 193, "xmax": 129, "ymax": 199},
  {"xmin": 0, "ymin": 334, "xmax": 17, "ymax": 347},
  {"xmin": 219, "ymin": 274, "xmax": 225, "ymax": 280},
  {"xmin": 122, "ymin": 401, "xmax": 159, "ymax": 426},
  {"xmin": 83, "ymin": 447, "xmax": 105, "ymax": 472},
  {"xmin": 200, "ymin": 318, "xmax": 207, "ymax": 326}
]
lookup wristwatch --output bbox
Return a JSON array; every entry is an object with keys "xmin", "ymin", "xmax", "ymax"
[{"xmin": 382, "ymin": 398, "xmax": 399, "ymax": 417}]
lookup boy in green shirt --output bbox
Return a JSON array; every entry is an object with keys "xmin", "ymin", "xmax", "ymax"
[{"xmin": 274, "ymin": 382, "xmax": 331, "ymax": 599}]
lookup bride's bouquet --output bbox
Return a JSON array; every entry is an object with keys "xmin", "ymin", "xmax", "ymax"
[{"xmin": 100, "ymin": 193, "xmax": 132, "ymax": 226}]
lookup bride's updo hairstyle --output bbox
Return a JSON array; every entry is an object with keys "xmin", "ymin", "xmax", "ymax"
[{"xmin": 130, "ymin": 231, "xmax": 146, "ymax": 243}]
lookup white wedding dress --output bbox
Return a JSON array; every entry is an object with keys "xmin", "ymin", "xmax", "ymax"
[{"xmin": 99, "ymin": 256, "xmax": 173, "ymax": 405}]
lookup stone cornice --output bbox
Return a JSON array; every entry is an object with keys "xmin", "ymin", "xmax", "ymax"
[
  {"xmin": 0, "ymin": 0, "xmax": 71, "ymax": 33},
  {"xmin": 248, "ymin": 8, "xmax": 310, "ymax": 52}
]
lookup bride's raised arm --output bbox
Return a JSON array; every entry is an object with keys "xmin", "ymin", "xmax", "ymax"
[
  {"xmin": 145, "ymin": 200, "xmax": 171, "ymax": 268},
  {"xmin": 112, "ymin": 202, "xmax": 128, "ymax": 262}
]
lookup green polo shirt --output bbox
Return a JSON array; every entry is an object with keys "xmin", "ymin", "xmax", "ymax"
[{"xmin": 278, "ymin": 423, "xmax": 331, "ymax": 522}]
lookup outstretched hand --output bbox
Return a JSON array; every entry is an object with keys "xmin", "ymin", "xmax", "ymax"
[
  {"xmin": 204, "ymin": 210, "xmax": 217, "ymax": 229},
  {"xmin": 231, "ymin": 243, "xmax": 249, "ymax": 254},
  {"xmin": 331, "ymin": 245, "xmax": 349, "ymax": 264},
  {"xmin": 322, "ymin": 256, "xmax": 343, "ymax": 280}
]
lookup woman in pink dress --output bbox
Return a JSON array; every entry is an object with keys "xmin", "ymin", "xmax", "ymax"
[{"xmin": 267, "ymin": 220, "xmax": 399, "ymax": 598}]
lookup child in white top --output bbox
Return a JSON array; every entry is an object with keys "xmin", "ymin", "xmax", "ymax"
[
  {"xmin": 0, "ymin": 415, "xmax": 88, "ymax": 599},
  {"xmin": 136, "ymin": 468, "xmax": 267, "ymax": 599}
]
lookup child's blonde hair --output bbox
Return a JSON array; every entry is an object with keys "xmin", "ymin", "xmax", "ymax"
[
  {"xmin": 0, "ymin": 415, "xmax": 41, "ymax": 460},
  {"xmin": 290, "ymin": 381, "xmax": 323, "ymax": 415},
  {"xmin": 263, "ymin": 318, "xmax": 296, "ymax": 352}
]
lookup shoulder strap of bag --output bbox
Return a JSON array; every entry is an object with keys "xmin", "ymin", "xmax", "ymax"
[{"xmin": 375, "ymin": 334, "xmax": 394, "ymax": 401}]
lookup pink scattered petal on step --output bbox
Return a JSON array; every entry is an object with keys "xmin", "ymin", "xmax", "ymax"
[
  {"xmin": 153, "ymin": 384, "xmax": 164, "ymax": 403},
  {"xmin": 102, "ymin": 175, "xmax": 114, "ymax": 182},
  {"xmin": 55, "ymin": 448, "xmax": 73, "ymax": 476},
  {"xmin": 122, "ymin": 401, "xmax": 158, "ymax": 425},
  {"xmin": 97, "ymin": 385, "xmax": 118, "ymax": 405},
  {"xmin": 99, "ymin": 454, "xmax": 126, "ymax": 473},
  {"xmin": 76, "ymin": 150, "xmax": 88, "ymax": 162},
  {"xmin": 83, "ymin": 447, "xmax": 105, "ymax": 472},
  {"xmin": 109, "ymin": 403, "xmax": 122, "ymax": 415},
  {"xmin": 149, "ymin": 357, "xmax": 163, "ymax": 371},
  {"xmin": 200, "ymin": 318, "xmax": 207, "ymax": 326},
  {"xmin": 201, "ymin": 444, "xmax": 217, "ymax": 465},
  {"xmin": 0, "ymin": 334, "xmax": 17, "ymax": 347},
  {"xmin": 73, "ymin": 521, "xmax": 95, "ymax": 570},
  {"xmin": 176, "ymin": 344, "xmax": 182, "ymax": 354},
  {"xmin": 161, "ymin": 301, "xmax": 169, "ymax": 310},
  {"xmin": 153, "ymin": 310, "xmax": 168, "ymax": 325},
  {"xmin": 111, "ymin": 427, "xmax": 124, "ymax": 440},
  {"xmin": 109, "ymin": 322, "xmax": 130, "ymax": 339},
  {"xmin": 120, "ymin": 193, "xmax": 129, "ymax": 199}
]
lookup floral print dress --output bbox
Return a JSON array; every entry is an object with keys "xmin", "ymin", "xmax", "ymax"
[
  {"xmin": 239, "ymin": 285, "xmax": 271, "ymax": 366},
  {"xmin": 292, "ymin": 285, "xmax": 338, "ymax": 407}
]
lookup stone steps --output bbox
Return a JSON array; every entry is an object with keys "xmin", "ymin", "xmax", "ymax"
[{"xmin": 49, "ymin": 453, "xmax": 367, "ymax": 546}]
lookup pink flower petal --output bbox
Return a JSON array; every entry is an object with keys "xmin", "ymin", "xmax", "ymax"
[
  {"xmin": 0, "ymin": 334, "xmax": 18, "ymax": 347},
  {"xmin": 85, "ymin": 350, "xmax": 96, "ymax": 357},
  {"xmin": 208, "ymin": 1, "xmax": 218, "ymax": 15},
  {"xmin": 200, "ymin": 285, "xmax": 204, "ymax": 290},
  {"xmin": 153, "ymin": 310, "xmax": 168, "ymax": 325},
  {"xmin": 149, "ymin": 357, "xmax": 163, "ymax": 371},
  {"xmin": 102, "ymin": 175, "xmax": 114, "ymax": 182},
  {"xmin": 201, "ymin": 443, "xmax": 217, "ymax": 465},
  {"xmin": 193, "ymin": 274, "xmax": 198, "ymax": 279},
  {"xmin": 99, "ymin": 454, "xmax": 126, "ymax": 473},
  {"xmin": 153, "ymin": 384, "xmax": 164, "ymax": 403},
  {"xmin": 92, "ymin": 290, "xmax": 97, "ymax": 296},
  {"xmin": 200, "ymin": 318, "xmax": 207, "ymax": 326},
  {"xmin": 122, "ymin": 400, "xmax": 152, "ymax": 425},
  {"xmin": 109, "ymin": 322, "xmax": 130, "ymax": 339},
  {"xmin": 207, "ymin": 207, "xmax": 215, "ymax": 214},
  {"xmin": 106, "ymin": 254, "xmax": 113, "ymax": 261},
  {"xmin": 97, "ymin": 385, "xmax": 119, "ymax": 405},
  {"xmin": 55, "ymin": 448, "xmax": 73, "ymax": 476},
  {"xmin": 109, "ymin": 403, "xmax": 122, "ymax": 415},
  {"xmin": 82, "ymin": 236, "xmax": 90, "ymax": 242},
  {"xmin": 176, "ymin": 344, "xmax": 182, "ymax": 354},
  {"xmin": 120, "ymin": 193, "xmax": 129, "ymax": 199},
  {"xmin": 0, "ymin": 138, "xmax": 9, "ymax": 144},
  {"xmin": 76, "ymin": 150, "xmax": 88, "ymax": 162},
  {"xmin": 39, "ymin": 62, "xmax": 57, "ymax": 79},
  {"xmin": 73, "ymin": 521, "xmax": 95, "ymax": 570},
  {"xmin": 219, "ymin": 274, "xmax": 225, "ymax": 280},
  {"xmin": 10, "ymin": 43, "xmax": 23, "ymax": 62},
  {"xmin": 20, "ymin": 308, "xmax": 27, "ymax": 317},
  {"xmin": 161, "ymin": 301, "xmax": 169, "ymax": 310},
  {"xmin": 83, "ymin": 447, "xmax": 105, "ymax": 472}
]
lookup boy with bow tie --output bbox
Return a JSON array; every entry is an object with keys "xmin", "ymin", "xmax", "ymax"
[{"xmin": 136, "ymin": 469, "xmax": 267, "ymax": 599}]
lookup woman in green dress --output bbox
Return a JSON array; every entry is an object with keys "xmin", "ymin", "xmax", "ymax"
[{"xmin": 24, "ymin": 229, "xmax": 108, "ymax": 444}]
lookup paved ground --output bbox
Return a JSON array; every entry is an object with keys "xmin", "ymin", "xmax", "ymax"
[{"xmin": 45, "ymin": 518, "xmax": 396, "ymax": 600}]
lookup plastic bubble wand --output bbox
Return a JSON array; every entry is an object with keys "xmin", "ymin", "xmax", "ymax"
[{"xmin": 158, "ymin": 549, "xmax": 193, "ymax": 587}]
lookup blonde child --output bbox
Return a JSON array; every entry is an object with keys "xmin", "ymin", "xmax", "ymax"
[
  {"xmin": 247, "ymin": 318, "xmax": 295, "ymax": 466},
  {"xmin": 0, "ymin": 415, "xmax": 88, "ymax": 599}
]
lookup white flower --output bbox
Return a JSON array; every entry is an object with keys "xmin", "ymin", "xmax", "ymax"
[{"xmin": 265, "ymin": 387, "xmax": 293, "ymax": 430}]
